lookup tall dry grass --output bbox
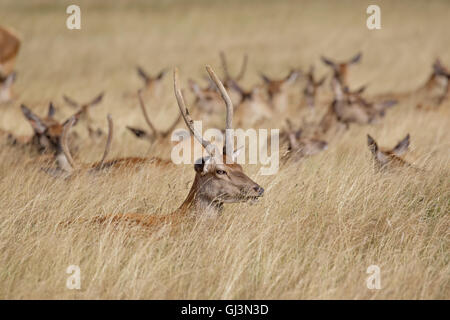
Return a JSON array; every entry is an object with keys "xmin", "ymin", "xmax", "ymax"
[{"xmin": 0, "ymin": 0, "xmax": 449, "ymax": 299}]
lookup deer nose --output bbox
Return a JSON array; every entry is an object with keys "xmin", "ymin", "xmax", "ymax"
[{"xmin": 253, "ymin": 186, "xmax": 264, "ymax": 196}]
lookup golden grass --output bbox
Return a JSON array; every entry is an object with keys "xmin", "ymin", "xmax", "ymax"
[{"xmin": 0, "ymin": 0, "xmax": 449, "ymax": 299}]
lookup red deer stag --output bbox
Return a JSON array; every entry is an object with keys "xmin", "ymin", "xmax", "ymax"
[{"xmin": 89, "ymin": 65, "xmax": 264, "ymax": 228}]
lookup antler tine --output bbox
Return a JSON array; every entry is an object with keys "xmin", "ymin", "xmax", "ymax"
[
  {"xmin": 173, "ymin": 68, "xmax": 215, "ymax": 156},
  {"xmin": 219, "ymin": 51, "xmax": 230, "ymax": 80},
  {"xmin": 235, "ymin": 53, "xmax": 248, "ymax": 81},
  {"xmin": 96, "ymin": 114, "xmax": 113, "ymax": 169},
  {"xmin": 137, "ymin": 89, "xmax": 158, "ymax": 136},
  {"xmin": 61, "ymin": 116, "xmax": 77, "ymax": 170},
  {"xmin": 205, "ymin": 65, "xmax": 234, "ymax": 156}
]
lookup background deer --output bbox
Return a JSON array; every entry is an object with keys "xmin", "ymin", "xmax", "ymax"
[
  {"xmin": 321, "ymin": 52, "xmax": 362, "ymax": 87},
  {"xmin": 416, "ymin": 59, "xmax": 450, "ymax": 110},
  {"xmin": 219, "ymin": 51, "xmax": 248, "ymax": 106},
  {"xmin": 63, "ymin": 92, "xmax": 105, "ymax": 139},
  {"xmin": 367, "ymin": 134, "xmax": 413, "ymax": 170},
  {"xmin": 302, "ymin": 65, "xmax": 326, "ymax": 109},
  {"xmin": 90, "ymin": 65, "xmax": 264, "ymax": 228},
  {"xmin": 20, "ymin": 103, "xmax": 81, "ymax": 156},
  {"xmin": 260, "ymin": 69, "xmax": 301, "ymax": 112},
  {"xmin": 0, "ymin": 26, "xmax": 21, "ymax": 103}
]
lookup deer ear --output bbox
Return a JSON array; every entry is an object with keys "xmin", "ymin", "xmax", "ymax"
[
  {"xmin": 126, "ymin": 126, "xmax": 149, "ymax": 139},
  {"xmin": 285, "ymin": 70, "xmax": 300, "ymax": 84},
  {"xmin": 194, "ymin": 156, "xmax": 214, "ymax": 175},
  {"xmin": 349, "ymin": 52, "xmax": 362, "ymax": 65},
  {"xmin": 21, "ymin": 104, "xmax": 47, "ymax": 134},
  {"xmin": 156, "ymin": 68, "xmax": 168, "ymax": 80},
  {"xmin": 137, "ymin": 66, "xmax": 151, "ymax": 83},
  {"xmin": 48, "ymin": 102, "xmax": 56, "ymax": 118},
  {"xmin": 89, "ymin": 92, "xmax": 104, "ymax": 106},
  {"xmin": 392, "ymin": 134, "xmax": 410, "ymax": 156},
  {"xmin": 367, "ymin": 134, "xmax": 378, "ymax": 155},
  {"xmin": 260, "ymin": 73, "xmax": 271, "ymax": 84},
  {"xmin": 321, "ymin": 56, "xmax": 335, "ymax": 67}
]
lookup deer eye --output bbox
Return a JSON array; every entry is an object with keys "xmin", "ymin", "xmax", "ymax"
[{"xmin": 216, "ymin": 169, "xmax": 227, "ymax": 175}]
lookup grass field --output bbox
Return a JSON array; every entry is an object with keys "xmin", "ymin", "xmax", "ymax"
[{"xmin": 0, "ymin": 0, "xmax": 449, "ymax": 299}]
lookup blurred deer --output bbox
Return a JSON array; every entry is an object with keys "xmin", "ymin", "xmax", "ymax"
[
  {"xmin": 367, "ymin": 134, "xmax": 417, "ymax": 170},
  {"xmin": 136, "ymin": 66, "xmax": 167, "ymax": 98},
  {"xmin": 188, "ymin": 77, "xmax": 224, "ymax": 114},
  {"xmin": 89, "ymin": 66, "xmax": 264, "ymax": 228},
  {"xmin": 0, "ymin": 26, "xmax": 21, "ymax": 103},
  {"xmin": 20, "ymin": 103, "xmax": 81, "ymax": 156},
  {"xmin": 260, "ymin": 69, "xmax": 301, "ymax": 112},
  {"xmin": 281, "ymin": 120, "xmax": 328, "ymax": 162},
  {"xmin": 321, "ymin": 52, "xmax": 362, "ymax": 87},
  {"xmin": 228, "ymin": 80, "xmax": 273, "ymax": 127},
  {"xmin": 317, "ymin": 76, "xmax": 396, "ymax": 137},
  {"xmin": 416, "ymin": 59, "xmax": 450, "ymax": 110},
  {"xmin": 63, "ymin": 92, "xmax": 104, "ymax": 139},
  {"xmin": 302, "ymin": 65, "xmax": 326, "ymax": 109},
  {"xmin": 126, "ymin": 89, "xmax": 182, "ymax": 144}
]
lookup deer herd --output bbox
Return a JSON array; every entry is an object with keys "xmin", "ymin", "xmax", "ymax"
[{"xmin": 1, "ymin": 24, "xmax": 448, "ymax": 232}]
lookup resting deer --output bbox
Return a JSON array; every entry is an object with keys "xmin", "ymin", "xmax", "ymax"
[
  {"xmin": 302, "ymin": 65, "xmax": 326, "ymax": 109},
  {"xmin": 126, "ymin": 89, "xmax": 182, "ymax": 144},
  {"xmin": 56, "ymin": 112, "xmax": 175, "ymax": 176},
  {"xmin": 136, "ymin": 66, "xmax": 167, "ymax": 98},
  {"xmin": 367, "ymin": 134, "xmax": 417, "ymax": 170},
  {"xmin": 89, "ymin": 65, "xmax": 264, "ymax": 229},
  {"xmin": 321, "ymin": 52, "xmax": 362, "ymax": 87},
  {"xmin": 0, "ymin": 26, "xmax": 21, "ymax": 103},
  {"xmin": 281, "ymin": 120, "xmax": 328, "ymax": 162},
  {"xmin": 188, "ymin": 77, "xmax": 225, "ymax": 114},
  {"xmin": 44, "ymin": 114, "xmax": 114, "ymax": 178},
  {"xmin": 228, "ymin": 80, "xmax": 273, "ymax": 127},
  {"xmin": 20, "ymin": 103, "xmax": 81, "ymax": 155},
  {"xmin": 416, "ymin": 59, "xmax": 450, "ymax": 110},
  {"xmin": 317, "ymin": 76, "xmax": 397, "ymax": 137},
  {"xmin": 260, "ymin": 69, "xmax": 301, "ymax": 112},
  {"xmin": 63, "ymin": 92, "xmax": 104, "ymax": 138}
]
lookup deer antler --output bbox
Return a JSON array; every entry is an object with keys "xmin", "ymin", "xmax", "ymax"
[
  {"xmin": 220, "ymin": 51, "xmax": 230, "ymax": 80},
  {"xmin": 220, "ymin": 51, "xmax": 248, "ymax": 82},
  {"xmin": 61, "ymin": 116, "xmax": 77, "ymax": 170},
  {"xmin": 235, "ymin": 53, "xmax": 248, "ymax": 81},
  {"xmin": 137, "ymin": 89, "xmax": 158, "ymax": 136},
  {"xmin": 173, "ymin": 68, "xmax": 216, "ymax": 156},
  {"xmin": 96, "ymin": 114, "xmax": 113, "ymax": 169},
  {"xmin": 205, "ymin": 65, "xmax": 234, "ymax": 157}
]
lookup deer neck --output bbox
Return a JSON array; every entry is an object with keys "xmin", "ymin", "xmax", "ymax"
[{"xmin": 176, "ymin": 173, "xmax": 223, "ymax": 217}]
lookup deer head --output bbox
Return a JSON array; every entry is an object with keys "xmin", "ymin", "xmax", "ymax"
[
  {"xmin": 229, "ymin": 79, "xmax": 273, "ymax": 126},
  {"xmin": 21, "ymin": 103, "xmax": 80, "ymax": 155},
  {"xmin": 136, "ymin": 66, "xmax": 167, "ymax": 96},
  {"xmin": 63, "ymin": 92, "xmax": 104, "ymax": 138},
  {"xmin": 303, "ymin": 65, "xmax": 326, "ymax": 108},
  {"xmin": 367, "ymin": 134, "xmax": 412, "ymax": 170},
  {"xmin": 260, "ymin": 69, "xmax": 301, "ymax": 111},
  {"xmin": 45, "ymin": 114, "xmax": 113, "ymax": 177},
  {"xmin": 174, "ymin": 65, "xmax": 264, "ymax": 213},
  {"xmin": 321, "ymin": 52, "xmax": 362, "ymax": 87},
  {"xmin": 281, "ymin": 120, "xmax": 328, "ymax": 161}
]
